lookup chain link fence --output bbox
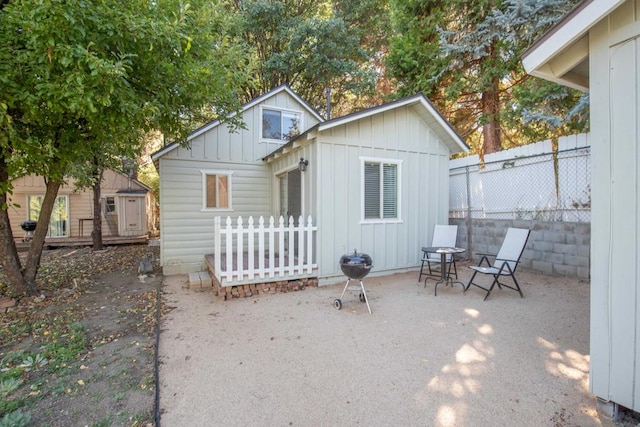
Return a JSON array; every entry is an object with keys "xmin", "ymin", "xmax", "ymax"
[{"xmin": 450, "ymin": 144, "xmax": 590, "ymax": 223}]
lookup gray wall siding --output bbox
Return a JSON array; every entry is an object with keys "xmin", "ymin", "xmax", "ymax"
[
  {"xmin": 590, "ymin": 0, "xmax": 640, "ymax": 409},
  {"xmin": 158, "ymin": 91, "xmax": 322, "ymax": 274},
  {"xmin": 314, "ymin": 106, "xmax": 451, "ymax": 283},
  {"xmin": 158, "ymin": 157, "xmax": 272, "ymax": 274}
]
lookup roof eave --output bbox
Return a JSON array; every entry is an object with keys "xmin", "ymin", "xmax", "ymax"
[{"xmin": 522, "ymin": 0, "xmax": 624, "ymax": 90}]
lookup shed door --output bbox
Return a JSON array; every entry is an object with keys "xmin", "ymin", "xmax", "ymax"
[{"xmin": 120, "ymin": 196, "xmax": 144, "ymax": 236}]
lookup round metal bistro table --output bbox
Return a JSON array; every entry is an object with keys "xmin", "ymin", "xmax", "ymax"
[{"xmin": 421, "ymin": 246, "xmax": 466, "ymax": 296}]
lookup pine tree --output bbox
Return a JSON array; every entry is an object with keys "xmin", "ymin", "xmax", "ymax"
[{"xmin": 387, "ymin": 0, "xmax": 586, "ymax": 154}]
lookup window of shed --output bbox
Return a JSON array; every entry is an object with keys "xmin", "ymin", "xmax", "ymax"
[
  {"xmin": 104, "ymin": 196, "xmax": 116, "ymax": 214},
  {"xmin": 201, "ymin": 171, "xmax": 232, "ymax": 211},
  {"xmin": 261, "ymin": 107, "xmax": 302, "ymax": 142}
]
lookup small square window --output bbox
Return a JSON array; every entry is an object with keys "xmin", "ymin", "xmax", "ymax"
[{"xmin": 201, "ymin": 170, "xmax": 233, "ymax": 210}]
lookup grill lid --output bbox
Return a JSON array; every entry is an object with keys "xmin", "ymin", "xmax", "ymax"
[{"xmin": 339, "ymin": 249, "xmax": 373, "ymax": 279}]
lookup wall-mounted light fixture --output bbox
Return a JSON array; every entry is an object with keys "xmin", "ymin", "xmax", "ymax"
[{"xmin": 299, "ymin": 157, "xmax": 309, "ymax": 172}]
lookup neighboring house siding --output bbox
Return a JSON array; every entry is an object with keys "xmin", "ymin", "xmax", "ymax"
[
  {"xmin": 9, "ymin": 170, "xmax": 150, "ymax": 240},
  {"xmin": 314, "ymin": 105, "xmax": 451, "ymax": 282},
  {"xmin": 158, "ymin": 157, "xmax": 272, "ymax": 274},
  {"xmin": 590, "ymin": 1, "xmax": 640, "ymax": 409}
]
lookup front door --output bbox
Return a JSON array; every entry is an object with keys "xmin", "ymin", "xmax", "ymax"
[
  {"xmin": 279, "ymin": 169, "xmax": 302, "ymax": 221},
  {"xmin": 279, "ymin": 169, "xmax": 303, "ymax": 254}
]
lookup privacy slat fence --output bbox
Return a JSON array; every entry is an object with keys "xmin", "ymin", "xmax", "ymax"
[{"xmin": 213, "ymin": 215, "xmax": 318, "ymax": 286}]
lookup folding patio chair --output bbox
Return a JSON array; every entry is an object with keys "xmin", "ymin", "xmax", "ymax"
[
  {"xmin": 418, "ymin": 224, "xmax": 459, "ymax": 282},
  {"xmin": 465, "ymin": 227, "xmax": 530, "ymax": 301}
]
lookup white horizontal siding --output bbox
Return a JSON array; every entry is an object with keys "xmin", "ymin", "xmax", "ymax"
[
  {"xmin": 158, "ymin": 156, "xmax": 272, "ymax": 272},
  {"xmin": 9, "ymin": 170, "xmax": 149, "ymax": 238}
]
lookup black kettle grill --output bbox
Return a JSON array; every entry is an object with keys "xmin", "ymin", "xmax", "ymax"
[
  {"xmin": 334, "ymin": 249, "xmax": 373, "ymax": 313},
  {"xmin": 20, "ymin": 220, "xmax": 37, "ymax": 243}
]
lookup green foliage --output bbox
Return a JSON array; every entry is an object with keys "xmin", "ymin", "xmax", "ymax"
[
  {"xmin": 231, "ymin": 0, "xmax": 388, "ymax": 115},
  {"xmin": 0, "ymin": 0, "xmax": 250, "ymax": 295},
  {"xmin": 17, "ymin": 354, "xmax": 47, "ymax": 373},
  {"xmin": 0, "ymin": 409, "xmax": 31, "ymax": 427},
  {"xmin": 387, "ymin": 0, "xmax": 587, "ymax": 152},
  {"xmin": 0, "ymin": 378, "xmax": 22, "ymax": 399},
  {"xmin": 41, "ymin": 321, "xmax": 87, "ymax": 365}
]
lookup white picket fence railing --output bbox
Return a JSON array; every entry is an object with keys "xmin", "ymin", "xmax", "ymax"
[{"xmin": 213, "ymin": 215, "xmax": 318, "ymax": 286}]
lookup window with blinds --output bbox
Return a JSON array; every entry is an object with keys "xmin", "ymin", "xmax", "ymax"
[{"xmin": 363, "ymin": 160, "xmax": 400, "ymax": 221}]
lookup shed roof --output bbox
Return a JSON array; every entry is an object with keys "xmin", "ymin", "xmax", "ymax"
[
  {"xmin": 151, "ymin": 84, "xmax": 325, "ymax": 161},
  {"xmin": 263, "ymin": 93, "xmax": 468, "ymax": 162},
  {"xmin": 521, "ymin": 0, "xmax": 624, "ymax": 91}
]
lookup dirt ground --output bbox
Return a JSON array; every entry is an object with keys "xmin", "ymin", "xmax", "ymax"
[{"xmin": 0, "ymin": 244, "xmax": 162, "ymax": 427}]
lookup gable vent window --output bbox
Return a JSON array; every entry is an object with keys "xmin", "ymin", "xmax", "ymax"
[
  {"xmin": 362, "ymin": 158, "xmax": 402, "ymax": 222},
  {"xmin": 201, "ymin": 170, "xmax": 233, "ymax": 211},
  {"xmin": 261, "ymin": 107, "xmax": 302, "ymax": 142}
]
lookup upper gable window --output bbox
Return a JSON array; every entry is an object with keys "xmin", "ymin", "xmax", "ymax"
[{"xmin": 261, "ymin": 107, "xmax": 303, "ymax": 142}]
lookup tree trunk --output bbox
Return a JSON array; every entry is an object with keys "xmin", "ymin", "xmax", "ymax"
[
  {"xmin": 481, "ymin": 40, "xmax": 502, "ymax": 155},
  {"xmin": 91, "ymin": 168, "xmax": 104, "ymax": 250},
  {"xmin": 481, "ymin": 81, "xmax": 501, "ymax": 155},
  {"xmin": 23, "ymin": 180, "xmax": 61, "ymax": 294},
  {"xmin": 0, "ymin": 158, "xmax": 28, "ymax": 297}
]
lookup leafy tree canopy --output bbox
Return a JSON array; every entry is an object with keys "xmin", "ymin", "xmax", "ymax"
[
  {"xmin": 0, "ymin": 0, "xmax": 250, "ymax": 296},
  {"xmin": 229, "ymin": 0, "xmax": 390, "ymax": 117}
]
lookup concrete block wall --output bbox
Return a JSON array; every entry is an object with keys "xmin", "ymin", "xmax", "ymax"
[{"xmin": 450, "ymin": 218, "xmax": 590, "ymax": 280}]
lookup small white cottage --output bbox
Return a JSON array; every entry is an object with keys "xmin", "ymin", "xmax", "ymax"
[
  {"xmin": 522, "ymin": 0, "xmax": 640, "ymax": 418},
  {"xmin": 152, "ymin": 85, "xmax": 468, "ymax": 286}
]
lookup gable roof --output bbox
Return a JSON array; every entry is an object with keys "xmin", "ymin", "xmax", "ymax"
[
  {"xmin": 521, "ymin": 0, "xmax": 624, "ymax": 91},
  {"xmin": 151, "ymin": 84, "xmax": 325, "ymax": 161},
  {"xmin": 264, "ymin": 93, "xmax": 469, "ymax": 162}
]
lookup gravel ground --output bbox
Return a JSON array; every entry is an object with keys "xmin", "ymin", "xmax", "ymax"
[{"xmin": 158, "ymin": 263, "xmax": 600, "ymax": 427}]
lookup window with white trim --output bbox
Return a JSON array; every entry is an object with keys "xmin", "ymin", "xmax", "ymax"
[
  {"xmin": 261, "ymin": 107, "xmax": 303, "ymax": 142},
  {"xmin": 201, "ymin": 170, "xmax": 233, "ymax": 210},
  {"xmin": 104, "ymin": 196, "xmax": 116, "ymax": 214},
  {"xmin": 362, "ymin": 158, "xmax": 401, "ymax": 221}
]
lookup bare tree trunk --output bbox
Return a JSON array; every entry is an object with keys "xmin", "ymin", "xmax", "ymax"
[
  {"xmin": 23, "ymin": 180, "xmax": 61, "ymax": 293},
  {"xmin": 481, "ymin": 41, "xmax": 502, "ymax": 155},
  {"xmin": 481, "ymin": 82, "xmax": 501, "ymax": 155},
  {"xmin": 91, "ymin": 168, "xmax": 104, "ymax": 250},
  {"xmin": 0, "ymin": 158, "xmax": 28, "ymax": 297}
]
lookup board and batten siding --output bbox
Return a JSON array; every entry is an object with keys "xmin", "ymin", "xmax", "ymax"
[
  {"xmin": 313, "ymin": 105, "xmax": 451, "ymax": 283},
  {"xmin": 589, "ymin": 0, "xmax": 640, "ymax": 410},
  {"xmin": 158, "ymin": 91, "xmax": 322, "ymax": 274}
]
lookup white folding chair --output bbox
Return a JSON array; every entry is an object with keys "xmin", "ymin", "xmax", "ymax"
[
  {"xmin": 418, "ymin": 225, "xmax": 458, "ymax": 282},
  {"xmin": 465, "ymin": 227, "xmax": 530, "ymax": 301}
]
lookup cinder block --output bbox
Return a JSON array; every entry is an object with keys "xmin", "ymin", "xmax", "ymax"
[
  {"xmin": 198, "ymin": 271, "xmax": 212, "ymax": 287},
  {"xmin": 188, "ymin": 272, "xmax": 202, "ymax": 289}
]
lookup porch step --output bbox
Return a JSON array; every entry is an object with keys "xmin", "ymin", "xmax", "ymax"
[{"xmin": 188, "ymin": 271, "xmax": 212, "ymax": 289}]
